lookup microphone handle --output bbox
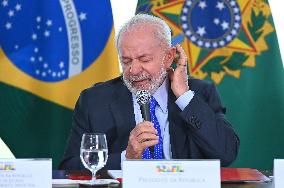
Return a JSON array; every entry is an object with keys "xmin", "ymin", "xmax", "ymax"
[
  {"xmin": 140, "ymin": 103, "xmax": 155, "ymax": 154},
  {"xmin": 140, "ymin": 103, "xmax": 151, "ymax": 121}
]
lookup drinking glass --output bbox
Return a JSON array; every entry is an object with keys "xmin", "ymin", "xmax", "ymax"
[{"xmin": 80, "ymin": 133, "xmax": 108, "ymax": 184}]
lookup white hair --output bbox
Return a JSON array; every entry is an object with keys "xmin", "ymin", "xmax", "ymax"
[{"xmin": 116, "ymin": 14, "xmax": 172, "ymax": 55}]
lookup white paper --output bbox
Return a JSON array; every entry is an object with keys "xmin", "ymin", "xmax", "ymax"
[
  {"xmin": 123, "ymin": 160, "xmax": 220, "ymax": 188},
  {"xmin": 108, "ymin": 170, "xmax": 122, "ymax": 179},
  {"xmin": 52, "ymin": 179, "xmax": 79, "ymax": 188},
  {"xmin": 0, "ymin": 138, "xmax": 15, "ymax": 158},
  {"xmin": 0, "ymin": 159, "xmax": 51, "ymax": 188},
  {"xmin": 274, "ymin": 159, "xmax": 284, "ymax": 188}
]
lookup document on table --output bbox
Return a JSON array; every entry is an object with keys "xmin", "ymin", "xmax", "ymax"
[{"xmin": 108, "ymin": 170, "xmax": 123, "ymax": 179}]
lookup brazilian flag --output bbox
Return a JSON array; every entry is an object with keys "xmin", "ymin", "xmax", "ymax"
[
  {"xmin": 137, "ymin": 0, "xmax": 284, "ymax": 169},
  {"xmin": 0, "ymin": 0, "xmax": 119, "ymax": 168}
]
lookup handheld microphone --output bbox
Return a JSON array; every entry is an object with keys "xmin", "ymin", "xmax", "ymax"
[
  {"xmin": 136, "ymin": 90, "xmax": 151, "ymax": 121},
  {"xmin": 136, "ymin": 90, "xmax": 154, "ymax": 154}
]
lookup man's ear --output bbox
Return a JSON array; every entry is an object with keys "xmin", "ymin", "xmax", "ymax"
[{"xmin": 164, "ymin": 47, "xmax": 176, "ymax": 68}]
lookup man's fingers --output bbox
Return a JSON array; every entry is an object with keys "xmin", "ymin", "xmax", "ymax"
[
  {"xmin": 177, "ymin": 64, "xmax": 187, "ymax": 67},
  {"xmin": 137, "ymin": 133, "xmax": 159, "ymax": 143},
  {"xmin": 176, "ymin": 44, "xmax": 187, "ymax": 65},
  {"xmin": 172, "ymin": 44, "xmax": 187, "ymax": 75},
  {"xmin": 127, "ymin": 121, "xmax": 160, "ymax": 159},
  {"xmin": 141, "ymin": 139, "xmax": 159, "ymax": 148},
  {"xmin": 132, "ymin": 122, "xmax": 157, "ymax": 137}
]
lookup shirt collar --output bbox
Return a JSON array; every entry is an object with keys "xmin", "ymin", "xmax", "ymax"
[{"xmin": 152, "ymin": 77, "xmax": 168, "ymax": 113}]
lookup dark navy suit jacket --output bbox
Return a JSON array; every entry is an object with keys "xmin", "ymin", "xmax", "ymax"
[{"xmin": 59, "ymin": 76, "xmax": 239, "ymax": 170}]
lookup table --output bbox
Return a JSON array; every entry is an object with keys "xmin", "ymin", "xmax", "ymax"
[
  {"xmin": 52, "ymin": 181, "xmax": 274, "ymax": 188},
  {"xmin": 52, "ymin": 170, "xmax": 274, "ymax": 188}
]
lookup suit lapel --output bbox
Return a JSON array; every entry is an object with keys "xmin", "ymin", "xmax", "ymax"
[
  {"xmin": 168, "ymin": 85, "xmax": 188, "ymax": 159},
  {"xmin": 108, "ymin": 78, "xmax": 189, "ymax": 157},
  {"xmin": 110, "ymin": 80, "xmax": 136, "ymax": 150}
]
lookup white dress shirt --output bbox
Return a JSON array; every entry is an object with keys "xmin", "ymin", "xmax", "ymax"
[{"xmin": 120, "ymin": 78, "xmax": 194, "ymax": 167}]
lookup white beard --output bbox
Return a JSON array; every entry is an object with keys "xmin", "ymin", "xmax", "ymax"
[{"xmin": 122, "ymin": 66, "xmax": 167, "ymax": 95}]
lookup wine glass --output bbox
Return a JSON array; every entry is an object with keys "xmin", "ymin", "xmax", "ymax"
[{"xmin": 80, "ymin": 133, "xmax": 108, "ymax": 184}]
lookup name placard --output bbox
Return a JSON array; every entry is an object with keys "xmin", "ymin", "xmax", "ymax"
[
  {"xmin": 0, "ymin": 159, "xmax": 51, "ymax": 188},
  {"xmin": 274, "ymin": 159, "xmax": 284, "ymax": 188},
  {"xmin": 123, "ymin": 160, "xmax": 220, "ymax": 188}
]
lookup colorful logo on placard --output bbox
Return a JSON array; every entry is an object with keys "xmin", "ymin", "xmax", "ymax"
[
  {"xmin": 156, "ymin": 164, "xmax": 184, "ymax": 173},
  {"xmin": 0, "ymin": 163, "xmax": 16, "ymax": 171}
]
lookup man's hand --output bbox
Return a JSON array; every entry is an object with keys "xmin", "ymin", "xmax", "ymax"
[
  {"xmin": 125, "ymin": 121, "xmax": 159, "ymax": 159},
  {"xmin": 167, "ymin": 44, "xmax": 189, "ymax": 98}
]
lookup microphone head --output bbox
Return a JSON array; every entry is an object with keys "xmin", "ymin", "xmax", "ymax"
[{"xmin": 136, "ymin": 90, "xmax": 151, "ymax": 106}]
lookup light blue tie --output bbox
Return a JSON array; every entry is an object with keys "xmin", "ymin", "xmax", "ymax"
[{"xmin": 142, "ymin": 96, "xmax": 163, "ymax": 159}]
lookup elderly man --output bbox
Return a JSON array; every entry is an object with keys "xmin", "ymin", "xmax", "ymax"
[{"xmin": 60, "ymin": 14, "xmax": 239, "ymax": 170}]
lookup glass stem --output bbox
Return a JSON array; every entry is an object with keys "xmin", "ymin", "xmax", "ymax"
[{"xmin": 91, "ymin": 169, "xmax": 98, "ymax": 182}]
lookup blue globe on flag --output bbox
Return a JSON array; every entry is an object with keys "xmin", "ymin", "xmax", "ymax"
[
  {"xmin": 0, "ymin": 0, "xmax": 113, "ymax": 82},
  {"xmin": 181, "ymin": 0, "xmax": 242, "ymax": 49}
]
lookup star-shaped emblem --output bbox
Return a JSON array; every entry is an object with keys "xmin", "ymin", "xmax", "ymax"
[{"xmin": 152, "ymin": 0, "xmax": 258, "ymax": 80}]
